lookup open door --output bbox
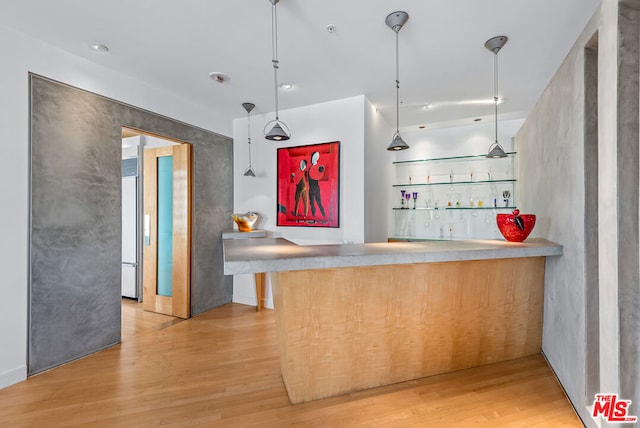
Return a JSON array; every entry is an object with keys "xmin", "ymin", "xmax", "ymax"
[{"xmin": 143, "ymin": 143, "xmax": 192, "ymax": 318}]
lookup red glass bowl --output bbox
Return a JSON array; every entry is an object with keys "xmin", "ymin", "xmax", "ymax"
[{"xmin": 496, "ymin": 213, "xmax": 536, "ymax": 242}]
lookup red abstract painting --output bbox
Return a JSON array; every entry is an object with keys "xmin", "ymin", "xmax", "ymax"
[{"xmin": 277, "ymin": 141, "xmax": 340, "ymax": 227}]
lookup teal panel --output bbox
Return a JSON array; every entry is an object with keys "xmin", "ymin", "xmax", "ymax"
[{"xmin": 157, "ymin": 156, "xmax": 173, "ymax": 297}]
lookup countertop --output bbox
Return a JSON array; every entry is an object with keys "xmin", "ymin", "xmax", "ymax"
[
  {"xmin": 221, "ymin": 229, "xmax": 267, "ymax": 239},
  {"xmin": 223, "ymin": 237, "xmax": 563, "ymax": 275}
]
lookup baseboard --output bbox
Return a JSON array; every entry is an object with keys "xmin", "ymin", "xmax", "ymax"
[{"xmin": 0, "ymin": 365, "xmax": 27, "ymax": 390}]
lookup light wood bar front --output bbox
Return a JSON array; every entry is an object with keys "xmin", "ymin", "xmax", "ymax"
[
  {"xmin": 223, "ymin": 237, "xmax": 562, "ymax": 404},
  {"xmin": 271, "ymin": 257, "xmax": 545, "ymax": 404}
]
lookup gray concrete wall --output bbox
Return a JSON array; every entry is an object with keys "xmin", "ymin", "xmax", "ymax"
[
  {"xmin": 516, "ymin": 0, "xmax": 640, "ymax": 425},
  {"xmin": 515, "ymin": 18, "xmax": 592, "ymax": 422},
  {"xmin": 598, "ymin": 0, "xmax": 622, "ymax": 406},
  {"xmin": 614, "ymin": 2, "xmax": 640, "ymax": 420},
  {"xmin": 29, "ymin": 75, "xmax": 233, "ymax": 375},
  {"xmin": 598, "ymin": 0, "xmax": 640, "ymax": 422},
  {"xmin": 584, "ymin": 34, "xmax": 600, "ymax": 403}
]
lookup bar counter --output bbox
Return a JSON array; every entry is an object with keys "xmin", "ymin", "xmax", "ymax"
[{"xmin": 223, "ymin": 237, "xmax": 563, "ymax": 403}]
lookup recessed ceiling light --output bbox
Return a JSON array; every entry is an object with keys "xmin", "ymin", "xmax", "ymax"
[
  {"xmin": 280, "ymin": 83, "xmax": 293, "ymax": 90},
  {"xmin": 209, "ymin": 72, "xmax": 230, "ymax": 84},
  {"xmin": 88, "ymin": 43, "xmax": 109, "ymax": 53},
  {"xmin": 422, "ymin": 104, "xmax": 431, "ymax": 110}
]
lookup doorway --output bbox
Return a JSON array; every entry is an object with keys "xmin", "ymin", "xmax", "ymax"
[{"xmin": 121, "ymin": 128, "xmax": 192, "ymax": 320}]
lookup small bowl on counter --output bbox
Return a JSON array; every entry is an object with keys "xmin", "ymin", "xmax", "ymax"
[
  {"xmin": 496, "ymin": 209, "xmax": 536, "ymax": 242},
  {"xmin": 232, "ymin": 211, "xmax": 260, "ymax": 232}
]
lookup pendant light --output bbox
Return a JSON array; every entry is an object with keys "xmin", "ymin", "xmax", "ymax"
[
  {"xmin": 385, "ymin": 11, "xmax": 409, "ymax": 151},
  {"xmin": 264, "ymin": 0, "xmax": 291, "ymax": 141},
  {"xmin": 242, "ymin": 102, "xmax": 256, "ymax": 177},
  {"xmin": 485, "ymin": 35, "xmax": 508, "ymax": 158}
]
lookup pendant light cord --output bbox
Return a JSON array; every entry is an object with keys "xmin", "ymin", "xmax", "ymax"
[
  {"xmin": 395, "ymin": 29, "xmax": 400, "ymax": 134},
  {"xmin": 494, "ymin": 53, "xmax": 499, "ymax": 144},
  {"xmin": 247, "ymin": 112, "xmax": 252, "ymax": 167},
  {"xmin": 271, "ymin": 2, "xmax": 280, "ymax": 121}
]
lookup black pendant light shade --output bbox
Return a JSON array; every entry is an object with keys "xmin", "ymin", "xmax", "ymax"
[
  {"xmin": 264, "ymin": 120, "xmax": 291, "ymax": 141},
  {"xmin": 487, "ymin": 142, "xmax": 508, "ymax": 158},
  {"xmin": 388, "ymin": 133, "xmax": 409, "ymax": 151}
]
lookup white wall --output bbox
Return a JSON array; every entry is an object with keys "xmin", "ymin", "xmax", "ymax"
[
  {"xmin": 231, "ymin": 96, "xmax": 367, "ymax": 307},
  {"xmin": 0, "ymin": 24, "xmax": 227, "ymax": 389},
  {"xmin": 364, "ymin": 99, "xmax": 394, "ymax": 243},
  {"xmin": 122, "ymin": 136, "xmax": 142, "ymax": 159}
]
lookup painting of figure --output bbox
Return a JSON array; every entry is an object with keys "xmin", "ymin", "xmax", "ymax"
[{"xmin": 277, "ymin": 141, "xmax": 339, "ymax": 227}]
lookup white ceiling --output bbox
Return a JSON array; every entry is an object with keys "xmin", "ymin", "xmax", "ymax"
[{"xmin": 1, "ymin": 0, "xmax": 600, "ymax": 134}]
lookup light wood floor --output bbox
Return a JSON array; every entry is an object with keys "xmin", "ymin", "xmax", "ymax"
[{"xmin": 0, "ymin": 301, "xmax": 583, "ymax": 427}]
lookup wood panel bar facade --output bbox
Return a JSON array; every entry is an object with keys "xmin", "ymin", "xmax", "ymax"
[{"xmin": 271, "ymin": 257, "xmax": 545, "ymax": 403}]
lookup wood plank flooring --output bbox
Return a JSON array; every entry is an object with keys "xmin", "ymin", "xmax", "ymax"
[{"xmin": 0, "ymin": 301, "xmax": 583, "ymax": 427}]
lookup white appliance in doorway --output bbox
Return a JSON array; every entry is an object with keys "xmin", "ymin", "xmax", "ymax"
[
  {"xmin": 122, "ymin": 136, "xmax": 141, "ymax": 299},
  {"xmin": 122, "ymin": 173, "xmax": 138, "ymax": 298}
]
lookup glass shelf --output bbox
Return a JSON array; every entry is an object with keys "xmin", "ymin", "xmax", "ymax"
[
  {"xmin": 393, "ymin": 152, "xmax": 516, "ymax": 166},
  {"xmin": 391, "ymin": 152, "xmax": 515, "ymax": 241},
  {"xmin": 392, "ymin": 179, "xmax": 515, "ymax": 188},
  {"xmin": 393, "ymin": 206, "xmax": 516, "ymax": 211}
]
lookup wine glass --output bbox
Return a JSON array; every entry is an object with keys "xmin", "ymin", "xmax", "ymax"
[
  {"xmin": 405, "ymin": 192, "xmax": 411, "ymax": 209},
  {"xmin": 502, "ymin": 190, "xmax": 511, "ymax": 207},
  {"xmin": 412, "ymin": 192, "xmax": 418, "ymax": 209},
  {"xmin": 400, "ymin": 190, "xmax": 406, "ymax": 208}
]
